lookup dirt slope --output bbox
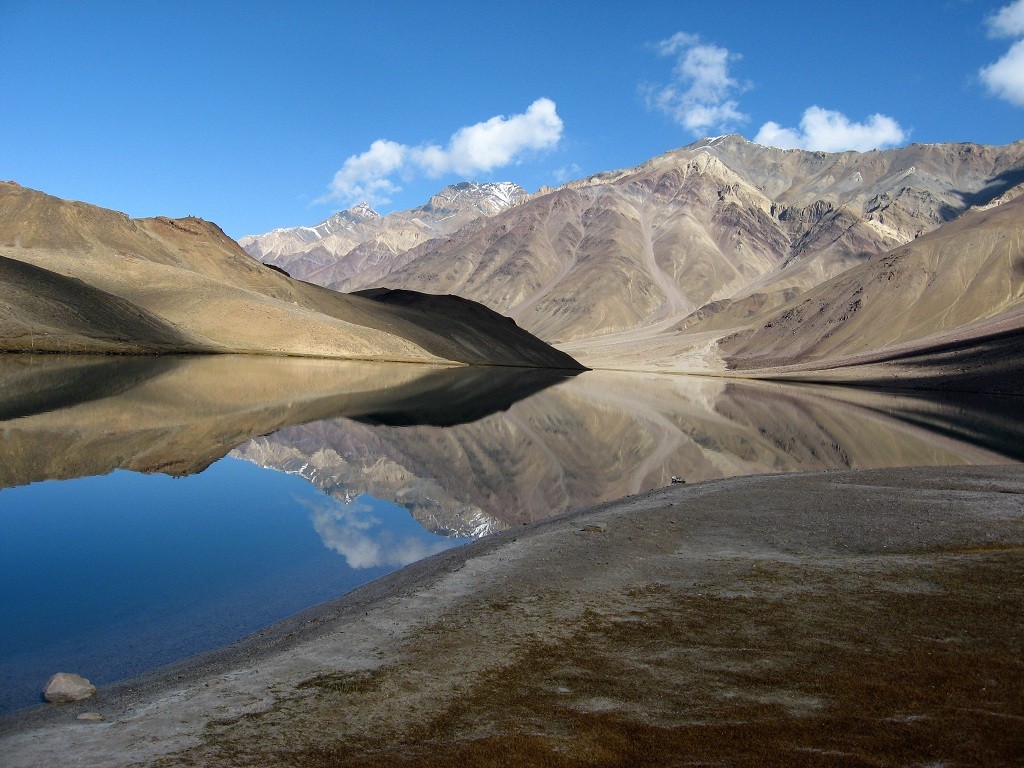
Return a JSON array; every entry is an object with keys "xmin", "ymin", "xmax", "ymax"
[{"xmin": 0, "ymin": 182, "xmax": 581, "ymax": 368}]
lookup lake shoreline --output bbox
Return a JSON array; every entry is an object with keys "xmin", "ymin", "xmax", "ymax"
[{"xmin": 3, "ymin": 465, "xmax": 1023, "ymax": 766}]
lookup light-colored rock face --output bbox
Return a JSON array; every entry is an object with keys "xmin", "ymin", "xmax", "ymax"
[
  {"xmin": 44, "ymin": 673, "xmax": 96, "ymax": 703},
  {"xmin": 253, "ymin": 137, "xmax": 1023, "ymax": 368},
  {"xmin": 238, "ymin": 181, "xmax": 528, "ymax": 287}
]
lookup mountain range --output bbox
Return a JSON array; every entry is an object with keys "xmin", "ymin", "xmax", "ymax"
[
  {"xmin": 242, "ymin": 135, "xmax": 1024, "ymax": 388},
  {"xmin": 1, "ymin": 134, "xmax": 1021, "ymax": 389}
]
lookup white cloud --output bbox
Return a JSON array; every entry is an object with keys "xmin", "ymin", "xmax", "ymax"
[
  {"xmin": 754, "ymin": 106, "xmax": 907, "ymax": 152},
  {"xmin": 982, "ymin": 40, "xmax": 1024, "ymax": 105},
  {"xmin": 320, "ymin": 140, "xmax": 406, "ymax": 206},
  {"xmin": 644, "ymin": 31, "xmax": 749, "ymax": 134},
  {"xmin": 987, "ymin": 0, "xmax": 1024, "ymax": 37},
  {"xmin": 645, "ymin": 31, "xmax": 905, "ymax": 152},
  {"xmin": 412, "ymin": 98, "xmax": 563, "ymax": 176},
  {"xmin": 981, "ymin": 2, "xmax": 1024, "ymax": 106},
  {"xmin": 320, "ymin": 99, "xmax": 563, "ymax": 206}
]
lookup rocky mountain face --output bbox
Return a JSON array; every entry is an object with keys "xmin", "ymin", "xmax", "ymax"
[
  {"xmin": 237, "ymin": 136, "xmax": 1024, "ymax": 385},
  {"xmin": 245, "ymin": 137, "xmax": 1024, "ymax": 381},
  {"xmin": 238, "ymin": 181, "xmax": 528, "ymax": 288},
  {"xmin": 336, "ymin": 137, "xmax": 1024, "ymax": 351},
  {"xmin": 712, "ymin": 193, "xmax": 1024, "ymax": 390}
]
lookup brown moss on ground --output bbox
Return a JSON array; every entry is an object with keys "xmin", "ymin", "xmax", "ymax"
[
  {"xmin": 170, "ymin": 550, "xmax": 1024, "ymax": 767},
  {"xmin": 294, "ymin": 668, "xmax": 388, "ymax": 697}
]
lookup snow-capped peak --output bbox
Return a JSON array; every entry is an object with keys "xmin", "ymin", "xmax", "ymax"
[
  {"xmin": 348, "ymin": 202, "xmax": 381, "ymax": 219},
  {"xmin": 423, "ymin": 181, "xmax": 527, "ymax": 215}
]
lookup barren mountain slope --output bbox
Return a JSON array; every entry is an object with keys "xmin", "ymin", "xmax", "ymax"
[
  {"xmin": 330, "ymin": 137, "xmax": 1024, "ymax": 349},
  {"xmin": 567, "ymin": 192, "xmax": 1024, "ymax": 385},
  {"xmin": 715, "ymin": 193, "xmax": 1024, "ymax": 383},
  {"xmin": 362, "ymin": 156, "xmax": 788, "ymax": 343},
  {"xmin": 0, "ymin": 183, "xmax": 580, "ymax": 368}
]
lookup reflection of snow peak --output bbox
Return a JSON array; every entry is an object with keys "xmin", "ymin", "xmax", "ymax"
[
  {"xmin": 233, "ymin": 442, "xmax": 504, "ymax": 539},
  {"xmin": 305, "ymin": 496, "xmax": 452, "ymax": 570}
]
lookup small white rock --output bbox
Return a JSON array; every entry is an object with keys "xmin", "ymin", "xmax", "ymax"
[
  {"xmin": 77, "ymin": 712, "xmax": 104, "ymax": 722},
  {"xmin": 44, "ymin": 673, "xmax": 96, "ymax": 703}
]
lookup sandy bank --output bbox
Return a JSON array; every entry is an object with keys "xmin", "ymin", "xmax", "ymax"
[{"xmin": 2, "ymin": 466, "xmax": 1022, "ymax": 766}]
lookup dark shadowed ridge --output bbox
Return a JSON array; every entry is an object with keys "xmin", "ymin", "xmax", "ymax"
[
  {"xmin": 353, "ymin": 288, "xmax": 586, "ymax": 370},
  {"xmin": 348, "ymin": 363, "xmax": 580, "ymax": 426}
]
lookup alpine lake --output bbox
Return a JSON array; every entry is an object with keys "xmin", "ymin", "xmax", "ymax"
[{"xmin": 1, "ymin": 353, "xmax": 1021, "ymax": 715}]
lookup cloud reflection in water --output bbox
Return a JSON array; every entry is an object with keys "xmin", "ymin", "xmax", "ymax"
[{"xmin": 305, "ymin": 494, "xmax": 460, "ymax": 569}]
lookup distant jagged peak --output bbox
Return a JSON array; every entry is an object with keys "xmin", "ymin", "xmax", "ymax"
[
  {"xmin": 345, "ymin": 201, "xmax": 382, "ymax": 220},
  {"xmin": 317, "ymin": 201, "xmax": 381, "ymax": 229},
  {"xmin": 683, "ymin": 133, "xmax": 751, "ymax": 151},
  {"xmin": 421, "ymin": 180, "xmax": 527, "ymax": 214},
  {"xmin": 285, "ymin": 201, "xmax": 383, "ymax": 242},
  {"xmin": 678, "ymin": 134, "xmax": 1024, "ymax": 167},
  {"xmin": 535, "ymin": 135, "xmax": 1024, "ymax": 219},
  {"xmin": 248, "ymin": 201, "xmax": 380, "ymax": 237},
  {"xmin": 241, "ymin": 181, "xmax": 524, "ymax": 251}
]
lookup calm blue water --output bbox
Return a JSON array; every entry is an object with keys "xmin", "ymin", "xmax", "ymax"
[{"xmin": 0, "ymin": 457, "xmax": 464, "ymax": 715}]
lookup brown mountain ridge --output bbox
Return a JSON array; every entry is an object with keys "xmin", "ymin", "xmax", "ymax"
[
  {"xmin": 249, "ymin": 136, "xmax": 1024, "ymax": 389},
  {"xmin": 0, "ymin": 182, "xmax": 581, "ymax": 369}
]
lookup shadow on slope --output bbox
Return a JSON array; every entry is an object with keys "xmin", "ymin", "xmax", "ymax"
[
  {"xmin": 842, "ymin": 324, "xmax": 1024, "ymax": 396},
  {"xmin": 942, "ymin": 165, "xmax": 1024, "ymax": 218},
  {"xmin": 0, "ymin": 256, "xmax": 200, "ymax": 353},
  {"xmin": 351, "ymin": 288, "xmax": 585, "ymax": 370}
]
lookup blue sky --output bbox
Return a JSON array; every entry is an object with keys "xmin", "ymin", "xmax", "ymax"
[{"xmin": 2, "ymin": 1, "xmax": 1022, "ymax": 237}]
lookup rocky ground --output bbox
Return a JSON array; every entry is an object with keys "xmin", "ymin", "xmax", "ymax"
[{"xmin": 2, "ymin": 466, "xmax": 1022, "ymax": 767}]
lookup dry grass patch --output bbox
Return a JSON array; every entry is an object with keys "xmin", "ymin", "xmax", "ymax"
[{"xmin": 172, "ymin": 552, "xmax": 1023, "ymax": 767}]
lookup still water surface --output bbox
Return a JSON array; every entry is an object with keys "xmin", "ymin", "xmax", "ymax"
[{"xmin": 1, "ymin": 354, "xmax": 1021, "ymax": 714}]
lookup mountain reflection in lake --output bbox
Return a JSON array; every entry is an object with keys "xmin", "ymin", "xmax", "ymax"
[
  {"xmin": 1, "ymin": 353, "xmax": 1021, "ymax": 715},
  {"xmin": 235, "ymin": 365, "xmax": 1024, "ymax": 536}
]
